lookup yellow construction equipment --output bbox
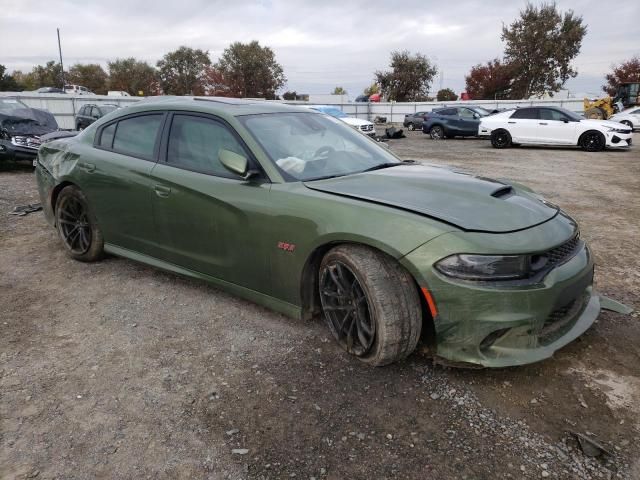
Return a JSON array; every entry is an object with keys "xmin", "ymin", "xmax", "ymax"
[{"xmin": 583, "ymin": 82, "xmax": 640, "ymax": 120}]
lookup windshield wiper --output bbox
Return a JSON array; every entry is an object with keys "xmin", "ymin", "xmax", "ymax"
[{"xmin": 361, "ymin": 162, "xmax": 403, "ymax": 173}]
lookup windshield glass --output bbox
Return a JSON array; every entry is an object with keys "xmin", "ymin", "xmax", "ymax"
[
  {"xmin": 240, "ymin": 112, "xmax": 401, "ymax": 181},
  {"xmin": 0, "ymin": 98, "xmax": 29, "ymax": 114},
  {"xmin": 470, "ymin": 106, "xmax": 491, "ymax": 116},
  {"xmin": 317, "ymin": 107, "xmax": 347, "ymax": 118},
  {"xmin": 100, "ymin": 105, "xmax": 119, "ymax": 114}
]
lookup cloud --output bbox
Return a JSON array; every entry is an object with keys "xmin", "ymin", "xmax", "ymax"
[{"xmin": 1, "ymin": 0, "xmax": 638, "ymax": 96}]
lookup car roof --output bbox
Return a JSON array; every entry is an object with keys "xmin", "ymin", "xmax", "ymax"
[{"xmin": 119, "ymin": 96, "xmax": 315, "ymax": 117}]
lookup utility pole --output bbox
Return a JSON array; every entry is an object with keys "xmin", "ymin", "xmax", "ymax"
[{"xmin": 57, "ymin": 28, "xmax": 65, "ymax": 89}]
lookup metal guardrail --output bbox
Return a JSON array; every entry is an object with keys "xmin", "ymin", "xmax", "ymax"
[{"xmin": 1, "ymin": 93, "xmax": 586, "ymax": 129}]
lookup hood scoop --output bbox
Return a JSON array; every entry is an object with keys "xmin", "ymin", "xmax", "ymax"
[{"xmin": 304, "ymin": 165, "xmax": 558, "ymax": 233}]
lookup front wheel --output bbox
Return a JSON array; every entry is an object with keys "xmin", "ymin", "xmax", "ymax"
[
  {"xmin": 429, "ymin": 125, "xmax": 444, "ymax": 140},
  {"xmin": 491, "ymin": 129, "xmax": 512, "ymax": 149},
  {"xmin": 55, "ymin": 185, "xmax": 104, "ymax": 262},
  {"xmin": 580, "ymin": 130, "xmax": 605, "ymax": 152},
  {"xmin": 407, "ymin": 123, "xmax": 415, "ymax": 131},
  {"xmin": 319, "ymin": 245, "xmax": 422, "ymax": 366}
]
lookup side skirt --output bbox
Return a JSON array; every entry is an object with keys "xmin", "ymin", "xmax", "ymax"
[{"xmin": 104, "ymin": 243, "xmax": 303, "ymax": 320}]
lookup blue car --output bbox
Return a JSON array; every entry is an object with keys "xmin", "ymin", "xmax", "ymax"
[{"xmin": 422, "ymin": 106, "xmax": 491, "ymax": 139}]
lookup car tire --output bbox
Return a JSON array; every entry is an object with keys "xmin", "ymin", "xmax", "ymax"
[
  {"xmin": 55, "ymin": 185, "xmax": 104, "ymax": 262},
  {"xmin": 490, "ymin": 129, "xmax": 512, "ymax": 149},
  {"xmin": 579, "ymin": 130, "xmax": 605, "ymax": 152},
  {"xmin": 408, "ymin": 123, "xmax": 415, "ymax": 131},
  {"xmin": 318, "ymin": 245, "xmax": 421, "ymax": 366},
  {"xmin": 429, "ymin": 125, "xmax": 444, "ymax": 140}
]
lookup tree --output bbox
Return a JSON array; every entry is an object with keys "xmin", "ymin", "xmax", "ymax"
[
  {"xmin": 502, "ymin": 2, "xmax": 586, "ymax": 98},
  {"xmin": 603, "ymin": 56, "xmax": 640, "ymax": 96},
  {"xmin": 157, "ymin": 46, "xmax": 211, "ymax": 95},
  {"xmin": 364, "ymin": 83, "xmax": 379, "ymax": 96},
  {"xmin": 374, "ymin": 50, "xmax": 437, "ymax": 101},
  {"xmin": 215, "ymin": 41, "xmax": 286, "ymax": 99},
  {"xmin": 332, "ymin": 86, "xmax": 346, "ymax": 95},
  {"xmin": 436, "ymin": 88, "xmax": 458, "ymax": 101},
  {"xmin": 30, "ymin": 61, "xmax": 64, "ymax": 89},
  {"xmin": 108, "ymin": 58, "xmax": 159, "ymax": 96},
  {"xmin": 0, "ymin": 65, "xmax": 21, "ymax": 91},
  {"xmin": 66, "ymin": 64, "xmax": 108, "ymax": 94},
  {"xmin": 202, "ymin": 66, "xmax": 231, "ymax": 96},
  {"xmin": 282, "ymin": 91, "xmax": 298, "ymax": 100},
  {"xmin": 465, "ymin": 59, "xmax": 515, "ymax": 99}
]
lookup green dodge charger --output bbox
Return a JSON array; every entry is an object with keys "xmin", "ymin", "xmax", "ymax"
[{"xmin": 35, "ymin": 97, "xmax": 629, "ymax": 367}]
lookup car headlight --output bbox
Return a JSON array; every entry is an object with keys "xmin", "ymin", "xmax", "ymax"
[
  {"xmin": 435, "ymin": 254, "xmax": 536, "ymax": 281},
  {"xmin": 11, "ymin": 136, "xmax": 28, "ymax": 146},
  {"xmin": 607, "ymin": 127, "xmax": 629, "ymax": 134}
]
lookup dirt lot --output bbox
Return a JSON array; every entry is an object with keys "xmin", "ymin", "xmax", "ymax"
[{"xmin": 1, "ymin": 133, "xmax": 639, "ymax": 480}]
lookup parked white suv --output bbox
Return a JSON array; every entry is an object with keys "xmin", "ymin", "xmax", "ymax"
[
  {"xmin": 306, "ymin": 105, "xmax": 376, "ymax": 137},
  {"xmin": 479, "ymin": 106, "xmax": 633, "ymax": 151},
  {"xmin": 64, "ymin": 84, "xmax": 94, "ymax": 95}
]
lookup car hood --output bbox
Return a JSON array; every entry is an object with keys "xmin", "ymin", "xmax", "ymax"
[
  {"xmin": 581, "ymin": 119, "xmax": 629, "ymax": 129},
  {"xmin": 0, "ymin": 108, "xmax": 58, "ymax": 136},
  {"xmin": 304, "ymin": 165, "xmax": 559, "ymax": 233},
  {"xmin": 340, "ymin": 117, "xmax": 374, "ymax": 127}
]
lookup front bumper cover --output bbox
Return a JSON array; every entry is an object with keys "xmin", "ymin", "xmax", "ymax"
[{"xmin": 0, "ymin": 139, "xmax": 38, "ymax": 161}]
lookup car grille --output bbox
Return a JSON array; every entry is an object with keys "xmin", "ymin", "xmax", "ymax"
[
  {"xmin": 539, "ymin": 292, "xmax": 590, "ymax": 345},
  {"xmin": 360, "ymin": 124, "xmax": 374, "ymax": 132},
  {"xmin": 545, "ymin": 232, "xmax": 581, "ymax": 268}
]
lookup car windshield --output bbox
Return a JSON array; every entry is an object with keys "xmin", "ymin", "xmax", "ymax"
[
  {"xmin": 316, "ymin": 107, "xmax": 347, "ymax": 118},
  {"xmin": 100, "ymin": 105, "xmax": 118, "ymax": 114},
  {"xmin": 240, "ymin": 112, "xmax": 401, "ymax": 182},
  {"xmin": 0, "ymin": 98, "xmax": 30, "ymax": 115},
  {"xmin": 470, "ymin": 106, "xmax": 491, "ymax": 116},
  {"xmin": 554, "ymin": 107, "xmax": 583, "ymax": 121}
]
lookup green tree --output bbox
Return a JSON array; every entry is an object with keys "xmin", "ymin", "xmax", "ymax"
[
  {"xmin": 0, "ymin": 65, "xmax": 21, "ymax": 91},
  {"xmin": 10, "ymin": 71, "xmax": 35, "ymax": 91},
  {"xmin": 332, "ymin": 86, "xmax": 346, "ymax": 95},
  {"xmin": 157, "ymin": 46, "xmax": 211, "ymax": 95},
  {"xmin": 374, "ymin": 51, "xmax": 437, "ymax": 101},
  {"xmin": 66, "ymin": 63, "xmax": 108, "ymax": 94},
  {"xmin": 502, "ymin": 2, "xmax": 586, "ymax": 98},
  {"xmin": 465, "ymin": 59, "xmax": 515, "ymax": 99},
  {"xmin": 108, "ymin": 58, "xmax": 159, "ymax": 96},
  {"xmin": 282, "ymin": 91, "xmax": 298, "ymax": 100},
  {"xmin": 30, "ymin": 61, "xmax": 64, "ymax": 89},
  {"xmin": 603, "ymin": 56, "xmax": 640, "ymax": 96},
  {"xmin": 215, "ymin": 41, "xmax": 286, "ymax": 99},
  {"xmin": 436, "ymin": 88, "xmax": 458, "ymax": 101},
  {"xmin": 363, "ymin": 83, "xmax": 379, "ymax": 96}
]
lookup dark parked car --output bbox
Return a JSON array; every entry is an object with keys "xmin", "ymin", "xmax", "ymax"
[
  {"xmin": 403, "ymin": 111, "xmax": 430, "ymax": 130},
  {"xmin": 36, "ymin": 87, "xmax": 66, "ymax": 94},
  {"xmin": 422, "ymin": 106, "xmax": 492, "ymax": 139},
  {"xmin": 0, "ymin": 97, "xmax": 58, "ymax": 162},
  {"xmin": 75, "ymin": 104, "xmax": 119, "ymax": 130}
]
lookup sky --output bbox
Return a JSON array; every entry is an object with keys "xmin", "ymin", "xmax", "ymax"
[{"xmin": 1, "ymin": 0, "xmax": 639, "ymax": 98}]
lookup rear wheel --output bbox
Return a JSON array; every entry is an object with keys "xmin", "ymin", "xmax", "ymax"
[
  {"xmin": 429, "ymin": 125, "xmax": 444, "ymax": 140},
  {"xmin": 490, "ymin": 129, "xmax": 512, "ymax": 149},
  {"xmin": 580, "ymin": 130, "xmax": 605, "ymax": 152},
  {"xmin": 407, "ymin": 123, "xmax": 416, "ymax": 131},
  {"xmin": 55, "ymin": 185, "xmax": 104, "ymax": 262},
  {"xmin": 319, "ymin": 245, "xmax": 421, "ymax": 366}
]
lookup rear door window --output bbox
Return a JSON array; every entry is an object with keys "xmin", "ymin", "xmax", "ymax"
[
  {"xmin": 539, "ymin": 109, "xmax": 569, "ymax": 121},
  {"xmin": 458, "ymin": 108, "xmax": 476, "ymax": 118},
  {"xmin": 166, "ymin": 114, "xmax": 247, "ymax": 178},
  {"xmin": 438, "ymin": 108, "xmax": 457, "ymax": 116},
  {"xmin": 111, "ymin": 114, "xmax": 163, "ymax": 160}
]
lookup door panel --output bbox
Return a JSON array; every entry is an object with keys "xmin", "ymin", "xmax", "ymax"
[{"xmin": 150, "ymin": 164, "xmax": 273, "ymax": 292}]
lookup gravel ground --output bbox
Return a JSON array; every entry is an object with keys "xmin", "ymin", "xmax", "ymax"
[{"xmin": 1, "ymin": 133, "xmax": 639, "ymax": 479}]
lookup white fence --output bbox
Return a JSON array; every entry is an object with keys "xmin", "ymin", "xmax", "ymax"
[{"xmin": 1, "ymin": 92, "xmax": 586, "ymax": 129}]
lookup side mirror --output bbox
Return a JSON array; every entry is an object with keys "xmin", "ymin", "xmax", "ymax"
[
  {"xmin": 473, "ymin": 113, "xmax": 480, "ymax": 119},
  {"xmin": 219, "ymin": 149, "xmax": 259, "ymax": 180}
]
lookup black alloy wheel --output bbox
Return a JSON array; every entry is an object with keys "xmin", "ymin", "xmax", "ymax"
[
  {"xmin": 320, "ymin": 261, "xmax": 374, "ymax": 356},
  {"xmin": 581, "ymin": 131, "xmax": 605, "ymax": 152}
]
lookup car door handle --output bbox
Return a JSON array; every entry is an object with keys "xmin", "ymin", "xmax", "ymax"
[
  {"xmin": 539, "ymin": 122, "xmax": 548, "ymax": 125},
  {"xmin": 508, "ymin": 121, "xmax": 516, "ymax": 124},
  {"xmin": 78, "ymin": 162, "xmax": 95, "ymax": 173},
  {"xmin": 154, "ymin": 185, "xmax": 171, "ymax": 197}
]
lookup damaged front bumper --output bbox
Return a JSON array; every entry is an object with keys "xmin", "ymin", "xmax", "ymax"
[
  {"xmin": 0, "ymin": 138, "xmax": 39, "ymax": 161},
  {"xmin": 401, "ymin": 220, "xmax": 632, "ymax": 368}
]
